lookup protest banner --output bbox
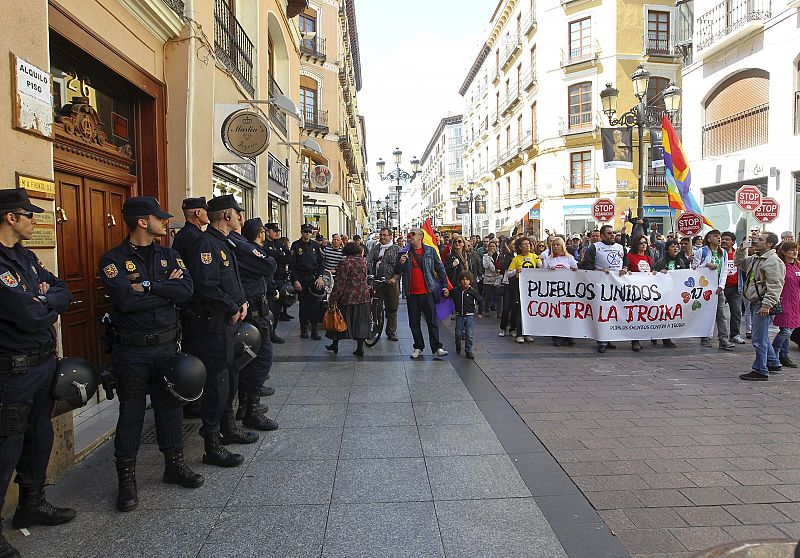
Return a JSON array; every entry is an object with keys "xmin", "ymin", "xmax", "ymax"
[{"xmin": 518, "ymin": 268, "xmax": 717, "ymax": 341}]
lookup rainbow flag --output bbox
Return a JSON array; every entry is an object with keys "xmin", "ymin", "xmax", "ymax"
[
  {"xmin": 662, "ymin": 115, "xmax": 712, "ymax": 226},
  {"xmin": 421, "ymin": 218, "xmax": 452, "ymax": 290}
]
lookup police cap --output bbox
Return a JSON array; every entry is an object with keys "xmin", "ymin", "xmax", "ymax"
[
  {"xmin": 301, "ymin": 223, "xmax": 314, "ymax": 233},
  {"xmin": 0, "ymin": 188, "xmax": 45, "ymax": 214},
  {"xmin": 207, "ymin": 194, "xmax": 244, "ymax": 213},
  {"xmin": 265, "ymin": 222, "xmax": 281, "ymax": 233},
  {"xmin": 122, "ymin": 196, "xmax": 172, "ymax": 219},
  {"xmin": 181, "ymin": 197, "xmax": 208, "ymax": 210},
  {"xmin": 242, "ymin": 218, "xmax": 264, "ymax": 242}
]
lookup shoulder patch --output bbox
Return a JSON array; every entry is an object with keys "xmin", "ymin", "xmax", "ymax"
[
  {"xmin": 253, "ymin": 248, "xmax": 265, "ymax": 258},
  {"xmin": 160, "ymin": 259, "xmax": 168, "ymax": 268},
  {"xmin": 201, "ymin": 253, "xmax": 212, "ymax": 265},
  {"xmin": 125, "ymin": 261, "xmax": 136, "ymax": 272},
  {"xmin": 176, "ymin": 258, "xmax": 186, "ymax": 270},
  {"xmin": 0, "ymin": 272, "xmax": 19, "ymax": 288},
  {"xmin": 103, "ymin": 264, "xmax": 119, "ymax": 278}
]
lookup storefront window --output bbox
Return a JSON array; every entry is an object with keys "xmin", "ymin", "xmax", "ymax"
[
  {"xmin": 303, "ymin": 205, "xmax": 329, "ymax": 237},
  {"xmin": 268, "ymin": 195, "xmax": 287, "ymax": 232}
]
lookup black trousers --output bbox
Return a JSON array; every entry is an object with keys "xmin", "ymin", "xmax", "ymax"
[
  {"xmin": 298, "ymin": 276, "xmax": 321, "ymax": 327},
  {"xmin": 113, "ymin": 342, "xmax": 183, "ymax": 460},
  {"xmin": 269, "ymin": 297, "xmax": 282, "ymax": 333},
  {"xmin": 406, "ymin": 293, "xmax": 442, "ymax": 351},
  {"xmin": 239, "ymin": 315, "xmax": 273, "ymax": 393},
  {"xmin": 0, "ymin": 358, "xmax": 57, "ymax": 505}
]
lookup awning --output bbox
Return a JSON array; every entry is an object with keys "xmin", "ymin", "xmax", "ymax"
[{"xmin": 496, "ymin": 199, "xmax": 538, "ymax": 235}]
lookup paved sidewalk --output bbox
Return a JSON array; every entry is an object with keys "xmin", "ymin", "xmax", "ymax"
[
  {"xmin": 7, "ymin": 305, "xmax": 570, "ymax": 558},
  {"xmin": 456, "ymin": 313, "xmax": 800, "ymax": 558}
]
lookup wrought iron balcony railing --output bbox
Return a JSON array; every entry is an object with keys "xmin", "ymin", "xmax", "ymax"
[
  {"xmin": 302, "ymin": 109, "xmax": 329, "ymax": 134},
  {"xmin": 696, "ymin": 0, "xmax": 771, "ymax": 52},
  {"xmin": 644, "ymin": 34, "xmax": 675, "ymax": 56},
  {"xmin": 267, "ymin": 73, "xmax": 287, "ymax": 137},
  {"xmin": 561, "ymin": 42, "xmax": 599, "ymax": 67},
  {"xmin": 214, "ymin": 0, "xmax": 255, "ymax": 96},
  {"xmin": 645, "ymin": 170, "xmax": 667, "ymax": 192},
  {"xmin": 300, "ymin": 37, "xmax": 326, "ymax": 62},
  {"xmin": 523, "ymin": 10, "xmax": 537, "ymax": 35}
]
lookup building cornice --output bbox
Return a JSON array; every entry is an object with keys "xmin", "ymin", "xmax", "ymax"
[
  {"xmin": 342, "ymin": 0, "xmax": 363, "ymax": 91},
  {"xmin": 459, "ymin": 43, "xmax": 490, "ymax": 96},
  {"xmin": 421, "ymin": 115, "xmax": 463, "ymax": 166},
  {"xmin": 117, "ymin": 0, "xmax": 183, "ymax": 42}
]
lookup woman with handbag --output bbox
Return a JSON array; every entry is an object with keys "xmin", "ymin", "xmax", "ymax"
[{"xmin": 325, "ymin": 242, "xmax": 372, "ymax": 356}]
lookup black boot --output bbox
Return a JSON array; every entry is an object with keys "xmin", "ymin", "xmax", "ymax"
[
  {"xmin": 300, "ymin": 324, "xmax": 309, "ymax": 339},
  {"xmin": 311, "ymin": 325, "xmax": 321, "ymax": 340},
  {"xmin": 255, "ymin": 385, "xmax": 275, "ymax": 397},
  {"xmin": 353, "ymin": 339, "xmax": 365, "ymax": 357},
  {"xmin": 0, "ymin": 532, "xmax": 20, "ymax": 558},
  {"xmin": 271, "ymin": 332, "xmax": 285, "ymax": 344},
  {"xmin": 202, "ymin": 433, "xmax": 244, "ymax": 467},
  {"xmin": 325, "ymin": 341, "xmax": 339, "ymax": 354},
  {"xmin": 235, "ymin": 390, "xmax": 247, "ymax": 421},
  {"xmin": 12, "ymin": 486, "xmax": 77, "ymax": 527},
  {"xmin": 163, "ymin": 449, "xmax": 204, "ymax": 488},
  {"xmin": 111, "ymin": 458, "xmax": 138, "ymax": 513},
  {"xmin": 220, "ymin": 412, "xmax": 259, "ymax": 445},
  {"xmin": 242, "ymin": 393, "xmax": 280, "ymax": 431}
]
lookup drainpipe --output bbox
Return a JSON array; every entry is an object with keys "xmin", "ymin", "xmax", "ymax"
[{"xmin": 185, "ymin": 0, "xmax": 195, "ymax": 198}]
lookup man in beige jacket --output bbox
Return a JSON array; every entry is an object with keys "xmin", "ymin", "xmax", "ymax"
[{"xmin": 735, "ymin": 231, "xmax": 785, "ymax": 380}]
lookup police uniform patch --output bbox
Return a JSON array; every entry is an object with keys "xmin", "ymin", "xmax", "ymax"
[
  {"xmin": 176, "ymin": 258, "xmax": 186, "ymax": 270},
  {"xmin": 220, "ymin": 251, "xmax": 227, "ymax": 261},
  {"xmin": 253, "ymin": 248, "xmax": 264, "ymax": 258},
  {"xmin": 0, "ymin": 272, "xmax": 18, "ymax": 288},
  {"xmin": 125, "ymin": 261, "xmax": 136, "ymax": 272},
  {"xmin": 298, "ymin": 248, "xmax": 303, "ymax": 255},
  {"xmin": 201, "ymin": 253, "xmax": 212, "ymax": 265},
  {"xmin": 103, "ymin": 264, "xmax": 119, "ymax": 278},
  {"xmin": 161, "ymin": 259, "xmax": 168, "ymax": 268}
]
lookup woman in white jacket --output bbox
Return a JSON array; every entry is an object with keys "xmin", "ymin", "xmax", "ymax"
[
  {"xmin": 481, "ymin": 241, "xmax": 501, "ymax": 317},
  {"xmin": 694, "ymin": 229, "xmax": 735, "ymax": 350}
]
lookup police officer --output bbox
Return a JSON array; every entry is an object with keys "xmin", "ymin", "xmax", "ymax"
[
  {"xmin": 183, "ymin": 195, "xmax": 256, "ymax": 468},
  {"xmin": 99, "ymin": 197, "xmax": 203, "ymax": 513},
  {"xmin": 171, "ymin": 197, "xmax": 208, "ymax": 258},
  {"xmin": 0, "ymin": 189, "xmax": 75, "ymax": 557},
  {"xmin": 290, "ymin": 224, "xmax": 325, "ymax": 339},
  {"xmin": 263, "ymin": 222, "xmax": 290, "ymax": 340},
  {"xmin": 230, "ymin": 217, "xmax": 279, "ymax": 431}
]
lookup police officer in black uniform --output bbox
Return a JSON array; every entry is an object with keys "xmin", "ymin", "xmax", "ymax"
[
  {"xmin": 171, "ymin": 197, "xmax": 208, "ymax": 259},
  {"xmin": 290, "ymin": 224, "xmax": 325, "ymax": 339},
  {"xmin": 262, "ymin": 222, "xmax": 290, "ymax": 341},
  {"xmin": 99, "ymin": 197, "xmax": 203, "ymax": 513},
  {"xmin": 0, "ymin": 189, "xmax": 76, "ymax": 558},
  {"xmin": 183, "ymin": 195, "xmax": 256, "ymax": 468},
  {"xmin": 230, "ymin": 217, "xmax": 279, "ymax": 431}
]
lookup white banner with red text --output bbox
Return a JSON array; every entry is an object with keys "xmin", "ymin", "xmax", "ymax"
[{"xmin": 518, "ymin": 268, "xmax": 717, "ymax": 341}]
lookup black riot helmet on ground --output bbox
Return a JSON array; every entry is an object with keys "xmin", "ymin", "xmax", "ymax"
[
  {"xmin": 278, "ymin": 282, "xmax": 296, "ymax": 306},
  {"xmin": 52, "ymin": 357, "xmax": 98, "ymax": 414},
  {"xmin": 159, "ymin": 352, "xmax": 206, "ymax": 406},
  {"xmin": 234, "ymin": 321, "xmax": 262, "ymax": 370}
]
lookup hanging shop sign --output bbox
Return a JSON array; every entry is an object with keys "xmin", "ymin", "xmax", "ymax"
[
  {"xmin": 11, "ymin": 53, "xmax": 53, "ymax": 140},
  {"xmin": 310, "ymin": 165, "xmax": 333, "ymax": 188},
  {"xmin": 16, "ymin": 173, "xmax": 55, "ymax": 200},
  {"xmin": 601, "ymin": 128, "xmax": 633, "ymax": 169},
  {"xmin": 221, "ymin": 109, "xmax": 270, "ymax": 159}
]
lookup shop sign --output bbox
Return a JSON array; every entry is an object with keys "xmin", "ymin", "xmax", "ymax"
[
  {"xmin": 643, "ymin": 206, "xmax": 672, "ymax": 218},
  {"xmin": 754, "ymin": 197, "xmax": 779, "ymax": 224},
  {"xmin": 676, "ymin": 212, "xmax": 702, "ymax": 236},
  {"xmin": 456, "ymin": 201, "xmax": 469, "ymax": 215},
  {"xmin": 310, "ymin": 165, "xmax": 333, "ymax": 188},
  {"xmin": 529, "ymin": 206, "xmax": 540, "ymax": 220},
  {"xmin": 221, "ymin": 110, "xmax": 270, "ymax": 158},
  {"xmin": 592, "ymin": 198, "xmax": 615, "ymax": 222},
  {"xmin": 15, "ymin": 173, "xmax": 55, "ymax": 200},
  {"xmin": 22, "ymin": 210, "xmax": 55, "ymax": 248},
  {"xmin": 268, "ymin": 154, "xmax": 289, "ymax": 189},
  {"xmin": 736, "ymin": 185, "xmax": 762, "ymax": 212},
  {"xmin": 563, "ymin": 204, "xmax": 592, "ymax": 216},
  {"xmin": 11, "ymin": 53, "xmax": 53, "ymax": 139}
]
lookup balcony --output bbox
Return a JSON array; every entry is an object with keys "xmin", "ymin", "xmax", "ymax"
[
  {"xmin": 493, "ymin": 198, "xmax": 501, "ymax": 212},
  {"xmin": 500, "ymin": 87, "xmax": 521, "ymax": 116},
  {"xmin": 163, "ymin": 0, "xmax": 184, "ymax": 17},
  {"xmin": 214, "ymin": 0, "xmax": 255, "ymax": 96},
  {"xmin": 502, "ymin": 194, "xmax": 511, "ymax": 209},
  {"xmin": 522, "ymin": 67, "xmax": 537, "ymax": 91},
  {"xmin": 524, "ymin": 182, "xmax": 538, "ymax": 201},
  {"xmin": 701, "ymin": 103, "xmax": 769, "ymax": 157},
  {"xmin": 499, "ymin": 140, "xmax": 520, "ymax": 165},
  {"xmin": 696, "ymin": 0, "xmax": 771, "ymax": 57},
  {"xmin": 488, "ymin": 157, "xmax": 497, "ymax": 172},
  {"xmin": 478, "ymin": 120, "xmax": 488, "ymax": 137},
  {"xmin": 302, "ymin": 109, "xmax": 329, "ymax": 136},
  {"xmin": 520, "ymin": 128, "xmax": 536, "ymax": 149},
  {"xmin": 643, "ymin": 34, "xmax": 676, "ymax": 57},
  {"xmin": 492, "ymin": 65, "xmax": 500, "ymax": 84},
  {"xmin": 645, "ymin": 170, "xmax": 667, "ymax": 192},
  {"xmin": 560, "ymin": 42, "xmax": 599, "ymax": 69},
  {"xmin": 568, "ymin": 176, "xmax": 595, "ymax": 193},
  {"xmin": 500, "ymin": 34, "xmax": 522, "ymax": 70},
  {"xmin": 490, "ymin": 109, "xmax": 499, "ymax": 126},
  {"xmin": 512, "ymin": 191, "xmax": 523, "ymax": 205},
  {"xmin": 562, "ymin": 113, "xmax": 594, "ymax": 135},
  {"xmin": 267, "ymin": 73, "xmax": 287, "ymax": 137},
  {"xmin": 523, "ymin": 10, "xmax": 537, "ymax": 35},
  {"xmin": 300, "ymin": 37, "xmax": 326, "ymax": 63}
]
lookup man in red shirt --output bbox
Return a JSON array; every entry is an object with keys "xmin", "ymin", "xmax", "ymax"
[{"xmin": 721, "ymin": 231, "xmax": 745, "ymax": 344}]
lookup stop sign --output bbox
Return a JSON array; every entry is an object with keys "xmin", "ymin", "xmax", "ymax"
[
  {"xmin": 592, "ymin": 198, "xmax": 615, "ymax": 222},
  {"xmin": 676, "ymin": 212, "xmax": 703, "ymax": 236},
  {"xmin": 736, "ymin": 185, "xmax": 762, "ymax": 212},
  {"xmin": 754, "ymin": 197, "xmax": 779, "ymax": 223}
]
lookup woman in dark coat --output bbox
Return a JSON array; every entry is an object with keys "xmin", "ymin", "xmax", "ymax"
[{"xmin": 325, "ymin": 242, "xmax": 372, "ymax": 356}]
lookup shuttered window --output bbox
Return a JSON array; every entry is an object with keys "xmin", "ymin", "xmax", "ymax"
[{"xmin": 702, "ymin": 69, "xmax": 769, "ymax": 156}]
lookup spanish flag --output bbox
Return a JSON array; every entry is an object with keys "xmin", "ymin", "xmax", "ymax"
[{"xmin": 662, "ymin": 115, "xmax": 713, "ymax": 226}]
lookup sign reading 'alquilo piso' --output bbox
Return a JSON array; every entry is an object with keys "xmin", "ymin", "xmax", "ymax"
[{"xmin": 518, "ymin": 268, "xmax": 717, "ymax": 341}]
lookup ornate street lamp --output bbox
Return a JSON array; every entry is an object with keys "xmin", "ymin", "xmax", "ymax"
[{"xmin": 376, "ymin": 147, "xmax": 421, "ymax": 235}]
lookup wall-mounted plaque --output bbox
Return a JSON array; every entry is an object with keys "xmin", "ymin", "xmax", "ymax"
[
  {"xmin": 16, "ymin": 173, "xmax": 55, "ymax": 200},
  {"xmin": 22, "ymin": 210, "xmax": 56, "ymax": 248},
  {"xmin": 10, "ymin": 53, "xmax": 54, "ymax": 140}
]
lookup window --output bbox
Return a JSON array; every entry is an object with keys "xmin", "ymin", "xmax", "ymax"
[
  {"xmin": 568, "ymin": 82, "xmax": 592, "ymax": 130},
  {"xmin": 299, "ymin": 78, "xmax": 318, "ymax": 123},
  {"xmin": 530, "ymin": 45, "xmax": 536, "ymax": 79},
  {"xmin": 568, "ymin": 18, "xmax": 591, "ymax": 62},
  {"xmin": 299, "ymin": 12, "xmax": 317, "ymax": 51},
  {"xmin": 517, "ymin": 115, "xmax": 523, "ymax": 145},
  {"xmin": 647, "ymin": 10, "xmax": 671, "ymax": 55},
  {"xmin": 516, "ymin": 65, "xmax": 522, "ymax": 94},
  {"xmin": 702, "ymin": 69, "xmax": 769, "ymax": 156},
  {"xmin": 570, "ymin": 151, "xmax": 592, "ymax": 190},
  {"xmin": 531, "ymin": 102, "xmax": 537, "ymax": 138},
  {"xmin": 646, "ymin": 76, "xmax": 670, "ymax": 112}
]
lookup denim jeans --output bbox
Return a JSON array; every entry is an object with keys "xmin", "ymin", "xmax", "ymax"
[
  {"xmin": 702, "ymin": 292, "xmax": 729, "ymax": 343},
  {"xmin": 455, "ymin": 315, "xmax": 475, "ymax": 353},
  {"xmin": 750, "ymin": 302, "xmax": 780, "ymax": 375},
  {"xmin": 723, "ymin": 286, "xmax": 742, "ymax": 338},
  {"xmin": 773, "ymin": 326, "xmax": 792, "ymax": 360},
  {"xmin": 743, "ymin": 298, "xmax": 752, "ymax": 334}
]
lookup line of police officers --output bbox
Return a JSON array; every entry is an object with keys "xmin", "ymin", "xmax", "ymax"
[{"xmin": 0, "ymin": 188, "xmax": 305, "ymax": 558}]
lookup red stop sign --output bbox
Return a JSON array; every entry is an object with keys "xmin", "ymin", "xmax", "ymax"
[
  {"xmin": 736, "ymin": 185, "xmax": 762, "ymax": 212},
  {"xmin": 754, "ymin": 197, "xmax": 779, "ymax": 223},
  {"xmin": 676, "ymin": 212, "xmax": 702, "ymax": 236},
  {"xmin": 592, "ymin": 198, "xmax": 615, "ymax": 222}
]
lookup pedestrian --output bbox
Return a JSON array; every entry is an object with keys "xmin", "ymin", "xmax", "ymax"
[
  {"xmin": 772, "ymin": 241, "xmax": 800, "ymax": 368},
  {"xmin": 695, "ymin": 229, "xmax": 735, "ymax": 350},
  {"xmin": 262, "ymin": 222, "xmax": 290, "ymax": 340},
  {"xmin": 721, "ymin": 231, "xmax": 746, "ymax": 345},
  {"xmin": 183, "ymin": 195, "xmax": 253, "ymax": 468},
  {"xmin": 326, "ymin": 242, "xmax": 373, "ymax": 356},
  {"xmin": 290, "ymin": 224, "xmax": 326, "ymax": 340},
  {"xmin": 735, "ymin": 231, "xmax": 785, "ymax": 380},
  {"xmin": 481, "ymin": 240, "xmax": 501, "ymax": 317},
  {"xmin": 498, "ymin": 236, "xmax": 515, "ymax": 335},
  {"xmin": 171, "ymin": 197, "xmax": 208, "ymax": 258},
  {"xmin": 579, "ymin": 224, "xmax": 626, "ymax": 353},
  {"xmin": 0, "ymin": 189, "xmax": 76, "ymax": 555},
  {"xmin": 534, "ymin": 240, "xmax": 547, "ymax": 256},
  {"xmin": 445, "ymin": 235, "xmax": 469, "ymax": 290},
  {"xmin": 453, "ymin": 270, "xmax": 483, "ymax": 359},
  {"xmin": 678, "ymin": 236, "xmax": 695, "ymax": 269},
  {"xmin": 622, "ymin": 235, "xmax": 654, "ymax": 351},
  {"xmin": 365, "ymin": 227, "xmax": 400, "ymax": 341},
  {"xmin": 693, "ymin": 235, "xmax": 703, "ymax": 249},
  {"xmin": 505, "ymin": 237, "xmax": 540, "ymax": 344},
  {"xmin": 323, "ymin": 233, "xmax": 345, "ymax": 274},
  {"xmin": 652, "ymin": 239, "xmax": 687, "ymax": 348},
  {"xmin": 543, "ymin": 237, "xmax": 577, "ymax": 347},
  {"xmin": 393, "ymin": 228, "xmax": 450, "ymax": 359}
]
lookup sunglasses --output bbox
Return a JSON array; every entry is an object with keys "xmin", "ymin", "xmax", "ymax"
[
  {"xmin": 454, "ymin": 240, "xmax": 463, "ymax": 244},
  {"xmin": 11, "ymin": 211, "xmax": 34, "ymax": 219}
]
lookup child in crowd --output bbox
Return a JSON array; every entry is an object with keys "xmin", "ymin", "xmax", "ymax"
[{"xmin": 453, "ymin": 270, "xmax": 483, "ymax": 359}]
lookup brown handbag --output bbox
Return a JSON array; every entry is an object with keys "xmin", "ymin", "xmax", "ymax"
[{"xmin": 322, "ymin": 305, "xmax": 347, "ymax": 332}]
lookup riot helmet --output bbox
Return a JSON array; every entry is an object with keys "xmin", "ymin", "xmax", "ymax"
[
  {"xmin": 234, "ymin": 322, "xmax": 262, "ymax": 370},
  {"xmin": 278, "ymin": 282, "xmax": 297, "ymax": 306},
  {"xmin": 52, "ymin": 357, "xmax": 98, "ymax": 412},
  {"xmin": 159, "ymin": 352, "xmax": 206, "ymax": 405}
]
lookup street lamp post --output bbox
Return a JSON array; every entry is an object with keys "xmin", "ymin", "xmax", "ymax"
[
  {"xmin": 376, "ymin": 147, "xmax": 421, "ymax": 236},
  {"xmin": 599, "ymin": 65, "xmax": 681, "ymax": 222}
]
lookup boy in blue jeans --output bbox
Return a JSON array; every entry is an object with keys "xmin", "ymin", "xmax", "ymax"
[{"xmin": 453, "ymin": 271, "xmax": 483, "ymax": 359}]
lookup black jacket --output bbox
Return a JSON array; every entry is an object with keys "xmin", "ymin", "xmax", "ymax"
[
  {"xmin": 99, "ymin": 238, "xmax": 193, "ymax": 333},
  {"xmin": 184, "ymin": 226, "xmax": 245, "ymax": 317},
  {"xmin": 263, "ymin": 237, "xmax": 290, "ymax": 283},
  {"xmin": 289, "ymin": 238, "xmax": 324, "ymax": 281},
  {"xmin": 229, "ymin": 231, "xmax": 277, "ymax": 300},
  {"xmin": 0, "ymin": 243, "xmax": 72, "ymax": 355},
  {"xmin": 171, "ymin": 221, "xmax": 203, "ymax": 260},
  {"xmin": 452, "ymin": 286, "xmax": 483, "ymax": 316}
]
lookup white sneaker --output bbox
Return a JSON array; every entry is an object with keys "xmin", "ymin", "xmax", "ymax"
[
  {"xmin": 524, "ymin": 336, "xmax": 535, "ymax": 343},
  {"xmin": 510, "ymin": 330, "xmax": 517, "ymax": 337},
  {"xmin": 498, "ymin": 330, "xmax": 506, "ymax": 337},
  {"xmin": 433, "ymin": 348, "xmax": 449, "ymax": 358},
  {"xmin": 731, "ymin": 335, "xmax": 746, "ymax": 344},
  {"xmin": 516, "ymin": 336, "xmax": 525, "ymax": 343},
  {"xmin": 410, "ymin": 349, "xmax": 423, "ymax": 359}
]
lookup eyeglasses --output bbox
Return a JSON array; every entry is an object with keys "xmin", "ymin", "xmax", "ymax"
[
  {"xmin": 11, "ymin": 211, "xmax": 34, "ymax": 219},
  {"xmin": 454, "ymin": 240, "xmax": 463, "ymax": 244}
]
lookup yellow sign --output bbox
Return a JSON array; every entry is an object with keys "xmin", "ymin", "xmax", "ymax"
[
  {"xmin": 16, "ymin": 173, "xmax": 55, "ymax": 200},
  {"xmin": 21, "ymin": 211, "xmax": 56, "ymax": 248}
]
